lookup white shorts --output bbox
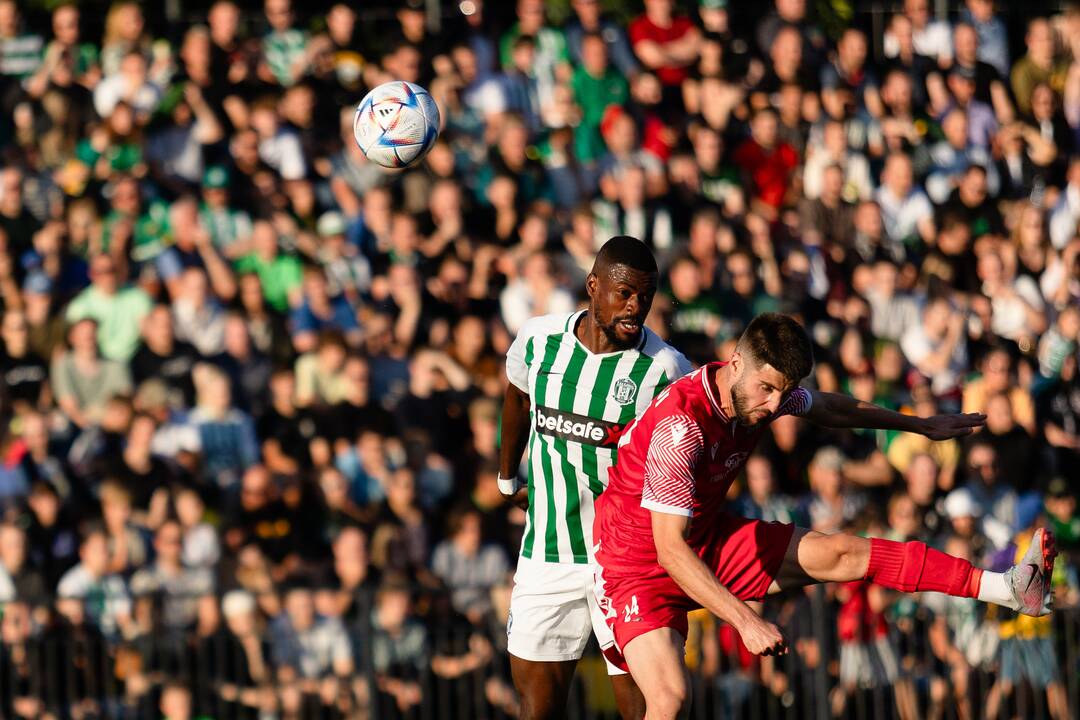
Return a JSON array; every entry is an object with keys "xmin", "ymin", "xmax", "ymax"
[{"xmin": 507, "ymin": 555, "xmax": 626, "ymax": 676}]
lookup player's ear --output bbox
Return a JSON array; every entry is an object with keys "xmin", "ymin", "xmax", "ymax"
[
  {"xmin": 730, "ymin": 350, "xmax": 742, "ymax": 377},
  {"xmin": 585, "ymin": 273, "xmax": 598, "ymax": 299}
]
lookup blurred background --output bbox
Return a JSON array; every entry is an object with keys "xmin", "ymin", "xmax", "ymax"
[{"xmin": 1, "ymin": 0, "xmax": 1080, "ymax": 718}]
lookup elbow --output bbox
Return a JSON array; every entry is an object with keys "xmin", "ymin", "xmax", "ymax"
[{"xmin": 654, "ymin": 541, "xmax": 680, "ymax": 573}]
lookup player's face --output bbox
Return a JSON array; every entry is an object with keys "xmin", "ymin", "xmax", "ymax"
[
  {"xmin": 587, "ymin": 265, "xmax": 657, "ymax": 349},
  {"xmin": 730, "ymin": 356, "xmax": 796, "ymax": 428}
]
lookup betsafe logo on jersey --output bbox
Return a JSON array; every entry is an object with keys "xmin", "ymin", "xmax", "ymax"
[{"xmin": 535, "ymin": 405, "xmax": 624, "ymax": 447}]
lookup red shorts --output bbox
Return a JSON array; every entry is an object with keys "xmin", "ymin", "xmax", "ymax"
[{"xmin": 594, "ymin": 512, "xmax": 795, "ymax": 672}]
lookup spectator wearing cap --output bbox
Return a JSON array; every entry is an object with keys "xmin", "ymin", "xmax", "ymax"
[
  {"xmin": 50, "ymin": 317, "xmax": 132, "ymax": 429},
  {"xmin": 198, "ymin": 166, "xmax": 253, "ymax": 258},
  {"xmin": 565, "ymin": 0, "xmax": 639, "ymax": 78},
  {"xmin": 942, "ymin": 487, "xmax": 1001, "ymax": 557},
  {"xmin": 940, "ymin": 64, "xmax": 998, "ymax": 149},
  {"xmin": 1045, "ymin": 477, "xmax": 1080, "ymax": 551},
  {"xmin": 209, "ymin": 589, "xmax": 275, "ymax": 714}
]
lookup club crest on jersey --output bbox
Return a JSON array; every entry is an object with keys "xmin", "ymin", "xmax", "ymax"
[{"xmin": 612, "ymin": 377, "xmax": 638, "ymax": 405}]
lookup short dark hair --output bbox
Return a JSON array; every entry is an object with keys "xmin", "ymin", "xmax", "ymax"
[
  {"xmin": 736, "ymin": 313, "xmax": 814, "ymax": 383},
  {"xmin": 592, "ymin": 235, "xmax": 657, "ymax": 276}
]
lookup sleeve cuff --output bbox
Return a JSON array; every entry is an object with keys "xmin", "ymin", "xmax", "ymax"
[{"xmin": 641, "ymin": 499, "xmax": 693, "ymax": 517}]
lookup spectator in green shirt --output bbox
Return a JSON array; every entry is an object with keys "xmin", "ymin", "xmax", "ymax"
[
  {"xmin": 234, "ymin": 219, "xmax": 303, "ymax": 312},
  {"xmin": 571, "ymin": 32, "xmax": 629, "ymax": 165},
  {"xmin": 99, "ymin": 175, "xmax": 170, "ymax": 264},
  {"xmin": 499, "ymin": 0, "xmax": 571, "ymax": 129},
  {"xmin": 65, "ymin": 254, "xmax": 153, "ymax": 362},
  {"xmin": 260, "ymin": 0, "xmax": 310, "ymax": 87}
]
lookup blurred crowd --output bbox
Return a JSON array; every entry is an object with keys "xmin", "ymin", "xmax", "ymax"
[{"xmin": 0, "ymin": 0, "xmax": 1080, "ymax": 717}]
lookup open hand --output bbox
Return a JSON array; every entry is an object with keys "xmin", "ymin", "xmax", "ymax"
[{"xmin": 920, "ymin": 413, "xmax": 986, "ymax": 441}]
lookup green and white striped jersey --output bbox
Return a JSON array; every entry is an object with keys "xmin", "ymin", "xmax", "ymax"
[{"xmin": 506, "ymin": 310, "xmax": 692, "ymax": 564}]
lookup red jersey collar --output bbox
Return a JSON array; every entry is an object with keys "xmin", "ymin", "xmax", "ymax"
[{"xmin": 703, "ymin": 361, "xmax": 730, "ymax": 420}]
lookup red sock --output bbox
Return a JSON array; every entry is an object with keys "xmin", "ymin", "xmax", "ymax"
[{"xmin": 864, "ymin": 538, "xmax": 982, "ymax": 597}]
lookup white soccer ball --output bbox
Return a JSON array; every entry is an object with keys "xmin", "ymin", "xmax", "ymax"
[{"xmin": 353, "ymin": 80, "xmax": 441, "ymax": 169}]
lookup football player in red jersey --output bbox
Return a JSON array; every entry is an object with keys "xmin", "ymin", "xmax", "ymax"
[{"xmin": 593, "ymin": 313, "xmax": 1057, "ymax": 720}]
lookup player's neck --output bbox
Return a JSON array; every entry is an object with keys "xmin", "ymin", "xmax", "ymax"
[
  {"xmin": 713, "ymin": 363, "xmax": 737, "ymax": 418},
  {"xmin": 576, "ymin": 311, "xmax": 637, "ymax": 355}
]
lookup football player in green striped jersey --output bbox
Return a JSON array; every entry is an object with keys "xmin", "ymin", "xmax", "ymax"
[{"xmin": 499, "ymin": 236, "xmax": 692, "ymax": 720}]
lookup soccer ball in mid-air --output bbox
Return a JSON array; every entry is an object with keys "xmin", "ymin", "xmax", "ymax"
[{"xmin": 353, "ymin": 80, "xmax": 441, "ymax": 169}]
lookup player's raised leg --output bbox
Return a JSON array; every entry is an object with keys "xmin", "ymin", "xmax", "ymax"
[
  {"xmin": 622, "ymin": 628, "xmax": 691, "ymax": 720},
  {"xmin": 771, "ymin": 526, "xmax": 1057, "ymax": 616}
]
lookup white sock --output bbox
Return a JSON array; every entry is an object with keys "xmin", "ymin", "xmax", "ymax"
[{"xmin": 976, "ymin": 571, "xmax": 1018, "ymax": 610}]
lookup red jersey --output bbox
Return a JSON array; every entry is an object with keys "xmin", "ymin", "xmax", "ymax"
[
  {"xmin": 594, "ymin": 362, "xmax": 812, "ymax": 571},
  {"xmin": 628, "ymin": 15, "xmax": 696, "ymax": 87}
]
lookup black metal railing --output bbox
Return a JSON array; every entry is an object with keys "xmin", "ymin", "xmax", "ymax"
[{"xmin": 0, "ymin": 586, "xmax": 1077, "ymax": 719}]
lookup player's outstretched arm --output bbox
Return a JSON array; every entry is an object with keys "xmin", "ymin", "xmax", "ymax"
[
  {"xmin": 651, "ymin": 511, "xmax": 787, "ymax": 657},
  {"xmin": 803, "ymin": 390, "xmax": 986, "ymax": 440},
  {"xmin": 499, "ymin": 383, "xmax": 532, "ymax": 509}
]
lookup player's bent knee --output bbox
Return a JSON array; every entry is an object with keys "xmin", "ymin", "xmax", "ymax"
[{"xmin": 646, "ymin": 681, "xmax": 688, "ymax": 719}]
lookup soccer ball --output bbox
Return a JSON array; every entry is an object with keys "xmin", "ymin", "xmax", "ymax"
[{"xmin": 353, "ymin": 80, "xmax": 441, "ymax": 169}]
